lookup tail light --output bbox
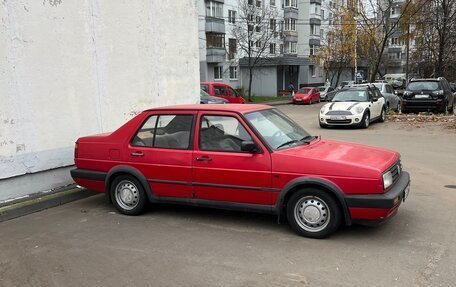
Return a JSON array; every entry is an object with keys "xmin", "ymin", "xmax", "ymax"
[{"xmin": 74, "ymin": 142, "xmax": 79, "ymax": 159}]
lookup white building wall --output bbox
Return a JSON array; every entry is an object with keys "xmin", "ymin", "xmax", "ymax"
[{"xmin": 0, "ymin": 0, "xmax": 200, "ymax": 202}]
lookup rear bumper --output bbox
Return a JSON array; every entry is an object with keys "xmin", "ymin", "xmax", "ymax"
[
  {"xmin": 71, "ymin": 168, "xmax": 107, "ymax": 193},
  {"xmin": 345, "ymin": 171, "xmax": 410, "ymax": 223},
  {"xmin": 402, "ymin": 99, "xmax": 444, "ymax": 111}
]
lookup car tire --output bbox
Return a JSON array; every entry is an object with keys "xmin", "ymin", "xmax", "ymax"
[
  {"xmin": 111, "ymin": 175, "xmax": 147, "ymax": 215},
  {"xmin": 379, "ymin": 107, "xmax": 386, "ymax": 122},
  {"xmin": 309, "ymin": 99, "xmax": 313, "ymax": 105},
  {"xmin": 448, "ymin": 101, "xmax": 454, "ymax": 113},
  {"xmin": 286, "ymin": 188, "xmax": 342, "ymax": 239},
  {"xmin": 360, "ymin": 111, "xmax": 370, "ymax": 128}
]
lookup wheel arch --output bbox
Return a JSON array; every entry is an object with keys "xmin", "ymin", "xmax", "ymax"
[
  {"xmin": 106, "ymin": 165, "xmax": 154, "ymax": 203},
  {"xmin": 275, "ymin": 177, "xmax": 352, "ymax": 225}
]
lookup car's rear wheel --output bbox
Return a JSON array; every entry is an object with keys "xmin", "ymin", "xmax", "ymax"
[
  {"xmin": 286, "ymin": 189, "xmax": 342, "ymax": 238},
  {"xmin": 111, "ymin": 175, "xmax": 147, "ymax": 215},
  {"xmin": 360, "ymin": 111, "xmax": 370, "ymax": 128},
  {"xmin": 379, "ymin": 107, "xmax": 386, "ymax": 122}
]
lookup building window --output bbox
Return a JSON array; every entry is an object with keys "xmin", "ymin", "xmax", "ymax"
[
  {"xmin": 205, "ymin": 1, "xmax": 223, "ymax": 18},
  {"xmin": 248, "ymin": 0, "xmax": 254, "ymax": 5},
  {"xmin": 249, "ymin": 40, "xmax": 254, "ymax": 48},
  {"xmin": 280, "ymin": 44, "xmax": 284, "ymax": 54},
  {"xmin": 228, "ymin": 10, "xmax": 236, "ymax": 24},
  {"xmin": 321, "ymin": 9, "xmax": 325, "ymax": 19},
  {"xmin": 229, "ymin": 66, "xmax": 238, "ymax": 80},
  {"xmin": 256, "ymin": 0, "xmax": 262, "ymax": 7},
  {"xmin": 270, "ymin": 0, "xmax": 276, "ymax": 6},
  {"xmin": 310, "ymin": 65, "xmax": 316, "ymax": 77},
  {"xmin": 256, "ymin": 16, "xmax": 261, "ymax": 32},
  {"xmin": 310, "ymin": 45, "xmax": 318, "ymax": 56},
  {"xmin": 270, "ymin": 18, "xmax": 276, "ymax": 30},
  {"xmin": 270, "ymin": 43, "xmax": 276, "ymax": 54},
  {"xmin": 310, "ymin": 24, "xmax": 320, "ymax": 35},
  {"xmin": 256, "ymin": 40, "xmax": 262, "ymax": 48},
  {"xmin": 392, "ymin": 6, "xmax": 400, "ymax": 16},
  {"xmin": 229, "ymin": 38, "xmax": 237, "ymax": 59},
  {"xmin": 391, "ymin": 37, "xmax": 400, "ymax": 45},
  {"xmin": 285, "ymin": 42, "xmax": 297, "ymax": 54},
  {"xmin": 206, "ymin": 33, "xmax": 225, "ymax": 48},
  {"xmin": 214, "ymin": 66, "xmax": 223, "ymax": 80},
  {"xmin": 284, "ymin": 18, "xmax": 296, "ymax": 31},
  {"xmin": 284, "ymin": 0, "xmax": 297, "ymax": 8},
  {"xmin": 248, "ymin": 14, "xmax": 254, "ymax": 32},
  {"xmin": 329, "ymin": 12, "xmax": 333, "ymax": 25}
]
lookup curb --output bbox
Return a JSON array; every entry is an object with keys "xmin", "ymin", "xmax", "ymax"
[
  {"xmin": 0, "ymin": 185, "xmax": 98, "ymax": 222},
  {"xmin": 264, "ymin": 100, "xmax": 292, "ymax": 106}
]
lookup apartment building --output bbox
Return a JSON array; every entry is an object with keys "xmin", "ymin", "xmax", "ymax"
[{"xmin": 199, "ymin": 0, "xmax": 319, "ymax": 97}]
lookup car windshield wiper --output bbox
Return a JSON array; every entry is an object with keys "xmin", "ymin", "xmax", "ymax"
[
  {"xmin": 276, "ymin": 140, "xmax": 300, "ymax": 149},
  {"xmin": 300, "ymin": 135, "xmax": 318, "ymax": 143}
]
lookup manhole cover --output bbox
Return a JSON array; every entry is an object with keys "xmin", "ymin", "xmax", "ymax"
[{"xmin": 444, "ymin": 185, "xmax": 456, "ymax": 189}]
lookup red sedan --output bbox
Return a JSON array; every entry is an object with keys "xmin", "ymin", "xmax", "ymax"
[
  {"xmin": 293, "ymin": 87, "xmax": 320, "ymax": 104},
  {"xmin": 71, "ymin": 104, "xmax": 411, "ymax": 238}
]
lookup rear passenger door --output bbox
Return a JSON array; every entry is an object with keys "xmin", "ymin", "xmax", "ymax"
[{"xmin": 127, "ymin": 112, "xmax": 196, "ymax": 198}]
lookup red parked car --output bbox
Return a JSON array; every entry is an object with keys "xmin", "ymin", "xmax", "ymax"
[
  {"xmin": 71, "ymin": 104, "xmax": 410, "ymax": 238},
  {"xmin": 293, "ymin": 87, "xmax": 320, "ymax": 104},
  {"xmin": 200, "ymin": 82, "xmax": 245, "ymax": 104}
]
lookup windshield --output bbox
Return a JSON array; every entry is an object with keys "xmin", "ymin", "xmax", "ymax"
[
  {"xmin": 373, "ymin": 83, "xmax": 383, "ymax": 90},
  {"xmin": 200, "ymin": 84, "xmax": 209, "ymax": 93},
  {"xmin": 245, "ymin": 109, "xmax": 312, "ymax": 150},
  {"xmin": 298, "ymin": 88, "xmax": 312, "ymax": 94},
  {"xmin": 318, "ymin": 87, "xmax": 326, "ymax": 92},
  {"xmin": 200, "ymin": 89, "xmax": 211, "ymax": 98},
  {"xmin": 332, "ymin": 90, "xmax": 368, "ymax": 102},
  {"xmin": 407, "ymin": 81, "xmax": 440, "ymax": 91}
]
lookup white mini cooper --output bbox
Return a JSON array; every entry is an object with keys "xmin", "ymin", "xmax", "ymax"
[{"xmin": 319, "ymin": 85, "xmax": 386, "ymax": 128}]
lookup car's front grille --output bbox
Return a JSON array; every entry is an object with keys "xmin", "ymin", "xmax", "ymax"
[
  {"xmin": 326, "ymin": 119, "xmax": 352, "ymax": 124},
  {"xmin": 387, "ymin": 159, "xmax": 402, "ymax": 183},
  {"xmin": 325, "ymin": 110, "xmax": 353, "ymax": 116}
]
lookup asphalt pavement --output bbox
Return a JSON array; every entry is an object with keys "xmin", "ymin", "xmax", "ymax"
[{"xmin": 0, "ymin": 103, "xmax": 455, "ymax": 287}]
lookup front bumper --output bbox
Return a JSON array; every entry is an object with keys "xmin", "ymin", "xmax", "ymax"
[
  {"xmin": 293, "ymin": 98, "xmax": 310, "ymax": 104},
  {"xmin": 345, "ymin": 171, "xmax": 411, "ymax": 224},
  {"xmin": 320, "ymin": 114, "xmax": 363, "ymax": 126}
]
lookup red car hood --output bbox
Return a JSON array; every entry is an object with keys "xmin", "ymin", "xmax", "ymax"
[{"xmin": 272, "ymin": 138, "xmax": 399, "ymax": 179}]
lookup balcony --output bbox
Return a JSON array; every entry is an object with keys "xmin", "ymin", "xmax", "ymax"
[
  {"xmin": 207, "ymin": 48, "xmax": 226, "ymax": 63},
  {"xmin": 284, "ymin": 7, "xmax": 298, "ymax": 19},
  {"xmin": 205, "ymin": 17, "xmax": 225, "ymax": 34}
]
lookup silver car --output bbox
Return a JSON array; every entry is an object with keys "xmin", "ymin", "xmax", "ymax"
[
  {"xmin": 317, "ymin": 86, "xmax": 335, "ymax": 101},
  {"xmin": 373, "ymin": 83, "xmax": 401, "ymax": 112}
]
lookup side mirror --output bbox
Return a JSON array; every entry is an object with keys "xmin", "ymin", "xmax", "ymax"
[
  {"xmin": 241, "ymin": 140, "xmax": 259, "ymax": 153},
  {"xmin": 372, "ymin": 98, "xmax": 378, "ymax": 102}
]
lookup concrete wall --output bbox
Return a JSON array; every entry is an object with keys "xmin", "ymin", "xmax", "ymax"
[{"xmin": 0, "ymin": 0, "xmax": 199, "ymax": 202}]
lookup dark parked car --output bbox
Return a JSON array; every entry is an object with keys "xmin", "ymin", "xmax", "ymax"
[
  {"xmin": 402, "ymin": 78, "xmax": 455, "ymax": 113},
  {"xmin": 200, "ymin": 89, "xmax": 228, "ymax": 104}
]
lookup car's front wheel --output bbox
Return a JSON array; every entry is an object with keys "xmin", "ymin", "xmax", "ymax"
[
  {"xmin": 360, "ymin": 111, "xmax": 370, "ymax": 128},
  {"xmin": 111, "ymin": 175, "xmax": 147, "ymax": 215},
  {"xmin": 286, "ymin": 189, "xmax": 342, "ymax": 238}
]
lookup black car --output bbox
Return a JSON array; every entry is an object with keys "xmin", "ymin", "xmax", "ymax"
[{"xmin": 402, "ymin": 77, "xmax": 455, "ymax": 113}]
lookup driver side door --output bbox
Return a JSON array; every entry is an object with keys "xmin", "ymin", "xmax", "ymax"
[
  {"xmin": 192, "ymin": 111, "xmax": 273, "ymax": 205},
  {"xmin": 368, "ymin": 89, "xmax": 383, "ymax": 118}
]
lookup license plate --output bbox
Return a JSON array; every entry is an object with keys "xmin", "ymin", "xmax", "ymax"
[
  {"xmin": 296, "ymin": 98, "xmax": 302, "ymax": 101},
  {"xmin": 330, "ymin": 116, "xmax": 346, "ymax": 120},
  {"xmin": 403, "ymin": 184, "xmax": 410, "ymax": 202},
  {"xmin": 415, "ymin": 94, "xmax": 429, "ymax": 99}
]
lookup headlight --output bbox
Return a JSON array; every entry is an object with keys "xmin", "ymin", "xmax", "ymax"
[
  {"xmin": 355, "ymin": 106, "xmax": 364, "ymax": 114},
  {"xmin": 320, "ymin": 106, "xmax": 326, "ymax": 114},
  {"xmin": 383, "ymin": 171, "xmax": 393, "ymax": 190}
]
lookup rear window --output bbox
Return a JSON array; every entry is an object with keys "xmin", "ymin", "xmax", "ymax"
[
  {"xmin": 318, "ymin": 87, "xmax": 326, "ymax": 92},
  {"xmin": 407, "ymin": 81, "xmax": 440, "ymax": 91},
  {"xmin": 298, "ymin": 88, "xmax": 312, "ymax": 94}
]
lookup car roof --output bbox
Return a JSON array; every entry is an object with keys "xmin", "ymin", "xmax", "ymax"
[{"xmin": 144, "ymin": 104, "xmax": 271, "ymax": 114}]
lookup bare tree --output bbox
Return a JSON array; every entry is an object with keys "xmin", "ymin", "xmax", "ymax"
[
  {"xmin": 349, "ymin": 0, "xmax": 426, "ymax": 82},
  {"xmin": 231, "ymin": 0, "xmax": 280, "ymax": 101}
]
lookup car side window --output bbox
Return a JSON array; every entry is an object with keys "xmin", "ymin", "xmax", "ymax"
[
  {"xmin": 368, "ymin": 90, "xmax": 376, "ymax": 100},
  {"xmin": 132, "ymin": 114, "xmax": 193, "ymax": 149},
  {"xmin": 229, "ymin": 87, "xmax": 238, "ymax": 98},
  {"xmin": 214, "ymin": 86, "xmax": 227, "ymax": 96},
  {"xmin": 199, "ymin": 115, "xmax": 253, "ymax": 152}
]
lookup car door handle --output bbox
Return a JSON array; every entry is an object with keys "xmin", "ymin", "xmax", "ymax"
[
  {"xmin": 131, "ymin": 151, "xmax": 144, "ymax": 157},
  {"xmin": 196, "ymin": 156, "xmax": 212, "ymax": 162}
]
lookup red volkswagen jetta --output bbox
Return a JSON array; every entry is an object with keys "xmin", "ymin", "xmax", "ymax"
[{"xmin": 71, "ymin": 104, "xmax": 410, "ymax": 238}]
